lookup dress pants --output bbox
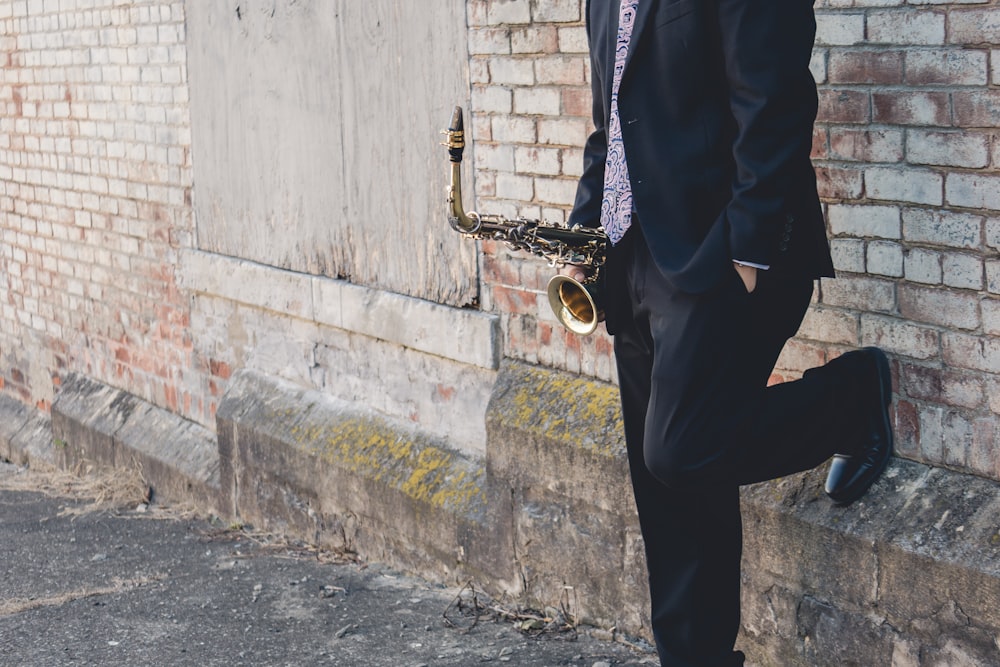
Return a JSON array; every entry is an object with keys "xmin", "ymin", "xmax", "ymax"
[{"xmin": 609, "ymin": 225, "xmax": 865, "ymax": 667}]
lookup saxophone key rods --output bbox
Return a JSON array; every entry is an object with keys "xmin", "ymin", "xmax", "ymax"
[{"xmin": 443, "ymin": 106, "xmax": 608, "ymax": 335}]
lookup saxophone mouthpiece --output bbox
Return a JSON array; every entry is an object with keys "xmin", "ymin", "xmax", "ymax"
[{"xmin": 446, "ymin": 106, "xmax": 465, "ymax": 163}]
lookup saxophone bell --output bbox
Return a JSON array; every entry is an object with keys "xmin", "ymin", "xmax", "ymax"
[{"xmin": 547, "ymin": 274, "xmax": 604, "ymax": 336}]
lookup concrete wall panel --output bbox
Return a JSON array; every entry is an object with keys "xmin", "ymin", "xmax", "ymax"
[{"xmin": 186, "ymin": 0, "xmax": 476, "ymax": 305}]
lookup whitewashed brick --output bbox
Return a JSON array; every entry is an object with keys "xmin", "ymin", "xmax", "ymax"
[
  {"xmin": 867, "ymin": 10, "xmax": 945, "ymax": 45},
  {"xmin": 899, "ymin": 284, "xmax": 979, "ymax": 330},
  {"xmin": 487, "ymin": 0, "xmax": 531, "ymax": 25},
  {"xmin": 558, "ymin": 26, "xmax": 588, "ymax": 54},
  {"xmin": 815, "ymin": 13, "xmax": 865, "ymax": 46},
  {"xmin": 942, "ymin": 253, "xmax": 983, "ymax": 290},
  {"xmin": 470, "ymin": 59, "xmax": 490, "ymax": 84},
  {"xmin": 475, "ymin": 144, "xmax": 515, "ymax": 172},
  {"xmin": 993, "ymin": 50, "xmax": 1000, "ymax": 85},
  {"xmin": 798, "ymin": 306, "xmax": 859, "ymax": 345},
  {"xmin": 472, "ymin": 85, "xmax": 512, "ymax": 114},
  {"xmin": 943, "ymin": 332, "xmax": 1000, "ymax": 374},
  {"xmin": 987, "ymin": 260, "xmax": 1000, "ymax": 294},
  {"xmin": 537, "ymin": 117, "xmax": 587, "ymax": 146},
  {"xmin": 981, "ymin": 298, "xmax": 1000, "ymax": 335},
  {"xmin": 902, "ymin": 208, "xmax": 982, "ymax": 249},
  {"xmin": 514, "ymin": 146, "xmax": 561, "ymax": 175},
  {"xmin": 495, "ymin": 172, "xmax": 534, "ymax": 200},
  {"xmin": 469, "ymin": 28, "xmax": 511, "ymax": 55},
  {"xmin": 489, "ymin": 57, "xmax": 535, "ymax": 86},
  {"xmin": 947, "ymin": 8, "xmax": 1000, "ymax": 45},
  {"xmin": 534, "ymin": 55, "xmax": 586, "ymax": 85},
  {"xmin": 865, "ymin": 167, "xmax": 943, "ymax": 206},
  {"xmin": 820, "ymin": 275, "xmax": 896, "ymax": 312},
  {"xmin": 827, "ymin": 204, "xmax": 900, "ymax": 238},
  {"xmin": 906, "ymin": 49, "xmax": 987, "ymax": 86},
  {"xmin": 946, "ymin": 173, "xmax": 1000, "ymax": 211},
  {"xmin": 534, "ymin": 176, "xmax": 577, "ymax": 206},
  {"xmin": 532, "ymin": 0, "xmax": 581, "ymax": 23},
  {"xmin": 867, "ymin": 240, "xmax": 904, "ymax": 277},
  {"xmin": 830, "ymin": 238, "xmax": 866, "ymax": 272},
  {"xmin": 810, "ymin": 49, "xmax": 828, "ymax": 83},
  {"xmin": 907, "ymin": 129, "xmax": 989, "ymax": 168},
  {"xmin": 513, "ymin": 87, "xmax": 561, "ymax": 115},
  {"xmin": 860, "ymin": 314, "xmax": 939, "ymax": 360},
  {"xmin": 491, "ymin": 114, "xmax": 536, "ymax": 143},
  {"xmin": 511, "ymin": 26, "xmax": 558, "ymax": 54},
  {"xmin": 985, "ymin": 217, "xmax": 1000, "ymax": 251},
  {"xmin": 560, "ymin": 147, "xmax": 584, "ymax": 177}
]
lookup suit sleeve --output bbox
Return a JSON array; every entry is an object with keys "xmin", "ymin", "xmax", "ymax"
[
  {"xmin": 716, "ymin": 0, "xmax": 818, "ymax": 266},
  {"xmin": 568, "ymin": 0, "xmax": 607, "ymax": 230}
]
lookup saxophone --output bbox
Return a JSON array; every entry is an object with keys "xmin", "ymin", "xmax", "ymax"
[{"xmin": 443, "ymin": 106, "xmax": 608, "ymax": 335}]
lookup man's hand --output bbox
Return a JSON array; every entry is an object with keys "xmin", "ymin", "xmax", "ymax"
[
  {"xmin": 558, "ymin": 265, "xmax": 590, "ymax": 284},
  {"xmin": 734, "ymin": 262, "xmax": 757, "ymax": 293}
]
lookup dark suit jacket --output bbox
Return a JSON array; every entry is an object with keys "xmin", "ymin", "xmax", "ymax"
[{"xmin": 569, "ymin": 0, "xmax": 836, "ymax": 294}]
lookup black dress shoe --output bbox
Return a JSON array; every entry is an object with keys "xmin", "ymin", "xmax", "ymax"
[{"xmin": 825, "ymin": 348, "xmax": 894, "ymax": 506}]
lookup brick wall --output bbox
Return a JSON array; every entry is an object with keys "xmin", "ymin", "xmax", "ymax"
[
  {"xmin": 1, "ymin": 0, "xmax": 999, "ymax": 479},
  {"xmin": 467, "ymin": 0, "xmax": 1000, "ymax": 479},
  {"xmin": 805, "ymin": 0, "xmax": 1000, "ymax": 479},
  {"xmin": 0, "ymin": 1, "xmax": 215, "ymax": 423},
  {"xmin": 467, "ymin": 0, "xmax": 618, "ymax": 382}
]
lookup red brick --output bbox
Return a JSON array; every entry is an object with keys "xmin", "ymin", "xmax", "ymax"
[
  {"xmin": 820, "ymin": 275, "xmax": 896, "ymax": 312},
  {"xmin": 490, "ymin": 284, "xmax": 539, "ymax": 316},
  {"xmin": 209, "ymin": 359, "xmax": 232, "ymax": 379},
  {"xmin": 952, "ymin": 91, "xmax": 1000, "ymax": 129},
  {"xmin": 815, "ymin": 165, "xmax": 864, "ymax": 200},
  {"xmin": 899, "ymin": 363, "xmax": 983, "ymax": 410},
  {"xmin": 905, "ymin": 49, "xmax": 988, "ymax": 86},
  {"xmin": 828, "ymin": 50, "xmax": 904, "ymax": 85},
  {"xmin": 872, "ymin": 91, "xmax": 950, "ymax": 126},
  {"xmin": 561, "ymin": 87, "xmax": 591, "ymax": 118},
  {"xmin": 947, "ymin": 8, "xmax": 1000, "ymax": 46},
  {"xmin": 481, "ymin": 252, "xmax": 521, "ymax": 287},
  {"xmin": 774, "ymin": 338, "xmax": 828, "ymax": 374},
  {"xmin": 860, "ymin": 314, "xmax": 939, "ymax": 360},
  {"xmin": 811, "ymin": 126, "xmax": 829, "ymax": 160},
  {"xmin": 894, "ymin": 399, "xmax": 920, "ymax": 459},
  {"xmin": 511, "ymin": 26, "xmax": 559, "ymax": 55},
  {"xmin": 971, "ymin": 418, "xmax": 1000, "ymax": 480},
  {"xmin": 899, "ymin": 284, "xmax": 979, "ymax": 330},
  {"xmin": 943, "ymin": 332, "xmax": 1000, "ymax": 374},
  {"xmin": 829, "ymin": 128, "xmax": 904, "ymax": 163},
  {"xmin": 816, "ymin": 89, "xmax": 871, "ymax": 124}
]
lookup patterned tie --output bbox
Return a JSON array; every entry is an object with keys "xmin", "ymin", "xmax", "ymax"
[{"xmin": 601, "ymin": 0, "xmax": 639, "ymax": 246}]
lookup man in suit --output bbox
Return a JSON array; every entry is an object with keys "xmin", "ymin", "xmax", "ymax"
[{"xmin": 566, "ymin": 0, "xmax": 895, "ymax": 664}]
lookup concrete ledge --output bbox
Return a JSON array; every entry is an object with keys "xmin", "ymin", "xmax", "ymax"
[
  {"xmin": 740, "ymin": 460, "xmax": 1000, "ymax": 666},
  {"xmin": 8, "ymin": 360, "xmax": 1000, "ymax": 665},
  {"xmin": 180, "ymin": 249, "xmax": 501, "ymax": 369},
  {"xmin": 486, "ymin": 360, "xmax": 1000, "ymax": 663},
  {"xmin": 485, "ymin": 360, "xmax": 650, "ymax": 633},
  {"xmin": 50, "ymin": 374, "xmax": 224, "ymax": 513},
  {"xmin": 0, "ymin": 393, "xmax": 54, "ymax": 467},
  {"xmin": 216, "ymin": 370, "xmax": 509, "ymax": 585}
]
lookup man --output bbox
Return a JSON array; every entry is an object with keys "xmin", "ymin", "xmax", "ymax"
[{"xmin": 565, "ymin": 0, "xmax": 895, "ymax": 664}]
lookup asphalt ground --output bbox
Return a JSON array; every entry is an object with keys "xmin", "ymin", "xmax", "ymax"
[{"xmin": 0, "ymin": 462, "xmax": 657, "ymax": 667}]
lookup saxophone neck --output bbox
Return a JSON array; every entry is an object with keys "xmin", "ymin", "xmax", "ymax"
[{"xmin": 444, "ymin": 106, "xmax": 478, "ymax": 233}]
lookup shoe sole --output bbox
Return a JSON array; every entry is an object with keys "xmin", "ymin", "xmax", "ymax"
[{"xmin": 831, "ymin": 348, "xmax": 894, "ymax": 506}]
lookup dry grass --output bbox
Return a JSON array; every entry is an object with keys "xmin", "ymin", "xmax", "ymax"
[
  {"xmin": 0, "ymin": 460, "xmax": 151, "ymax": 515},
  {"xmin": 0, "ymin": 575, "xmax": 164, "ymax": 617}
]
